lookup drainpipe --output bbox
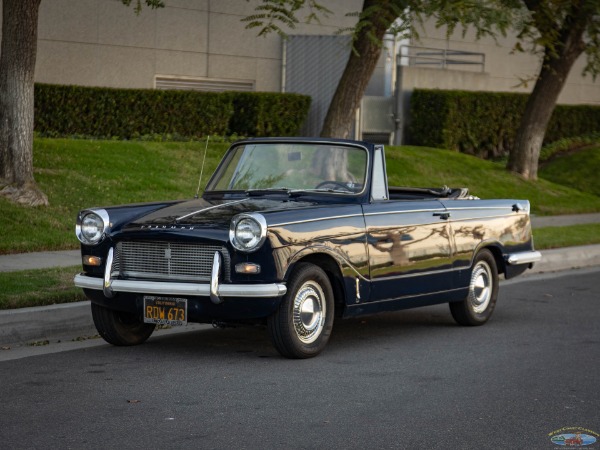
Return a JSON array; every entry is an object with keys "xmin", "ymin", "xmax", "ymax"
[{"xmin": 281, "ymin": 40, "xmax": 287, "ymax": 93}]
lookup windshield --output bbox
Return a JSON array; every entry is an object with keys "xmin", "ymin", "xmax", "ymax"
[{"xmin": 207, "ymin": 143, "xmax": 368, "ymax": 194}]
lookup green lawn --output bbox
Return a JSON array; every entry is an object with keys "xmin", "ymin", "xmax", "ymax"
[
  {"xmin": 0, "ymin": 266, "xmax": 86, "ymax": 310},
  {"xmin": 539, "ymin": 145, "xmax": 600, "ymax": 197},
  {"xmin": 533, "ymin": 223, "xmax": 600, "ymax": 250}
]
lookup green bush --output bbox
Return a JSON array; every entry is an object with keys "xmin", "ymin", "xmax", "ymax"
[
  {"xmin": 539, "ymin": 132, "xmax": 600, "ymax": 161},
  {"xmin": 34, "ymin": 83, "xmax": 310, "ymax": 139},
  {"xmin": 546, "ymin": 105, "xmax": 600, "ymax": 143},
  {"xmin": 229, "ymin": 92, "xmax": 311, "ymax": 136},
  {"xmin": 408, "ymin": 89, "xmax": 600, "ymax": 159}
]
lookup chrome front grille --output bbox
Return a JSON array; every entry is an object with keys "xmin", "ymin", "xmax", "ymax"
[{"xmin": 113, "ymin": 241, "xmax": 229, "ymax": 282}]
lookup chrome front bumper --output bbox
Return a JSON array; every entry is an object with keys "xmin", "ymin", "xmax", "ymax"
[{"xmin": 74, "ymin": 248, "xmax": 287, "ymax": 304}]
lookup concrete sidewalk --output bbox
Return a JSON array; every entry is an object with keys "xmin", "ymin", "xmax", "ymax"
[
  {"xmin": 530, "ymin": 212, "xmax": 600, "ymax": 228},
  {"xmin": 0, "ymin": 250, "xmax": 80, "ymax": 273}
]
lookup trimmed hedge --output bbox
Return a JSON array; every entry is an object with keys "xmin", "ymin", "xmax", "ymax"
[
  {"xmin": 228, "ymin": 92, "xmax": 312, "ymax": 136},
  {"xmin": 34, "ymin": 83, "xmax": 310, "ymax": 139},
  {"xmin": 408, "ymin": 89, "xmax": 600, "ymax": 159}
]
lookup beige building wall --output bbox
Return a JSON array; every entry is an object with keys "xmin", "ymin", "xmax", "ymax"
[
  {"xmin": 1, "ymin": 1, "xmax": 595, "ymax": 111},
  {"xmin": 33, "ymin": 0, "xmax": 362, "ymax": 92},
  {"xmin": 411, "ymin": 20, "xmax": 599, "ymax": 105}
]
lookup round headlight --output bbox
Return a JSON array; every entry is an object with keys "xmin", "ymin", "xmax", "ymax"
[
  {"xmin": 230, "ymin": 214, "xmax": 266, "ymax": 253},
  {"xmin": 76, "ymin": 209, "xmax": 109, "ymax": 245}
]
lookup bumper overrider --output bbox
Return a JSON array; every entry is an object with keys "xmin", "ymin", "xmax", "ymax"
[{"xmin": 74, "ymin": 248, "xmax": 287, "ymax": 304}]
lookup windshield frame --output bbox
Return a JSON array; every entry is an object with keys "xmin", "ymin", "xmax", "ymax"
[{"xmin": 204, "ymin": 139, "xmax": 371, "ymax": 198}]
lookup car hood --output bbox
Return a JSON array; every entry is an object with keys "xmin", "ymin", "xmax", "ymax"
[{"xmin": 122, "ymin": 197, "xmax": 318, "ymax": 230}]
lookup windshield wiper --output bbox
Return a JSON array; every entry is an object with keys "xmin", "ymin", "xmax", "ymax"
[
  {"xmin": 288, "ymin": 188, "xmax": 352, "ymax": 196},
  {"xmin": 245, "ymin": 187, "xmax": 354, "ymax": 197},
  {"xmin": 245, "ymin": 188, "xmax": 292, "ymax": 196}
]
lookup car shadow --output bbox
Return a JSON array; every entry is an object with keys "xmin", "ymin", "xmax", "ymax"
[{"xmin": 94, "ymin": 303, "xmax": 460, "ymax": 360}]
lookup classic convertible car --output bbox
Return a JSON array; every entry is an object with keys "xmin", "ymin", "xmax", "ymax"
[{"xmin": 74, "ymin": 137, "xmax": 541, "ymax": 358}]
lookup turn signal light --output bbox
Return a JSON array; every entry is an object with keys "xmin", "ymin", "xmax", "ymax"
[
  {"xmin": 235, "ymin": 263, "xmax": 261, "ymax": 274},
  {"xmin": 83, "ymin": 255, "xmax": 102, "ymax": 266}
]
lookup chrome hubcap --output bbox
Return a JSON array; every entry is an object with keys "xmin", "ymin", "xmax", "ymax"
[
  {"xmin": 293, "ymin": 281, "xmax": 326, "ymax": 344},
  {"xmin": 469, "ymin": 261, "xmax": 492, "ymax": 314}
]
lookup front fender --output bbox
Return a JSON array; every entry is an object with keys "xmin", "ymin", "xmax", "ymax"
[
  {"xmin": 282, "ymin": 243, "xmax": 366, "ymax": 282},
  {"xmin": 273, "ymin": 243, "xmax": 370, "ymax": 311}
]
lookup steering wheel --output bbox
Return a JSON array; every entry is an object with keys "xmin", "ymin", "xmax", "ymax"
[{"xmin": 315, "ymin": 180, "xmax": 353, "ymax": 192}]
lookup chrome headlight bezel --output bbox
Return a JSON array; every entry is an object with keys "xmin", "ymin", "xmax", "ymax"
[
  {"xmin": 76, "ymin": 209, "xmax": 110, "ymax": 245},
  {"xmin": 229, "ymin": 213, "xmax": 267, "ymax": 253}
]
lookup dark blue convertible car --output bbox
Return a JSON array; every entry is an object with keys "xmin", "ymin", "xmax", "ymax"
[{"xmin": 74, "ymin": 138, "xmax": 541, "ymax": 358}]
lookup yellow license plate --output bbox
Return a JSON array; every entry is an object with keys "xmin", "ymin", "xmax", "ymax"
[{"xmin": 143, "ymin": 296, "xmax": 187, "ymax": 326}]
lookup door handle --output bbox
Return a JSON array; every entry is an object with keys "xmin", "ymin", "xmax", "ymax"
[{"xmin": 433, "ymin": 212, "xmax": 450, "ymax": 220}]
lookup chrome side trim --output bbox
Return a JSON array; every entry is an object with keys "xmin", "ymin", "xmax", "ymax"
[
  {"xmin": 444, "ymin": 206, "xmax": 516, "ymax": 211},
  {"xmin": 369, "ymin": 286, "xmax": 467, "ymax": 304},
  {"xmin": 445, "ymin": 213, "xmax": 525, "ymax": 223},
  {"xmin": 74, "ymin": 274, "xmax": 287, "ymax": 298},
  {"xmin": 505, "ymin": 251, "xmax": 542, "ymax": 265},
  {"xmin": 103, "ymin": 247, "xmax": 115, "ymax": 298},
  {"xmin": 363, "ymin": 208, "xmax": 445, "ymax": 217},
  {"xmin": 210, "ymin": 252, "xmax": 223, "ymax": 304},
  {"xmin": 270, "ymin": 213, "xmax": 363, "ymax": 227}
]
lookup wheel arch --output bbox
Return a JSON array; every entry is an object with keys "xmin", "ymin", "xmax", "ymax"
[
  {"xmin": 285, "ymin": 252, "xmax": 347, "ymax": 318},
  {"xmin": 473, "ymin": 242, "xmax": 506, "ymax": 276}
]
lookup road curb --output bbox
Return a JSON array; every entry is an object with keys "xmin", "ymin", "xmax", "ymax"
[
  {"xmin": 529, "ymin": 244, "xmax": 600, "ymax": 274},
  {"xmin": 0, "ymin": 301, "xmax": 95, "ymax": 345},
  {"xmin": 1, "ymin": 245, "xmax": 599, "ymax": 346}
]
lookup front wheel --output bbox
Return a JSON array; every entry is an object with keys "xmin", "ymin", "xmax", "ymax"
[
  {"xmin": 268, "ymin": 263, "xmax": 334, "ymax": 359},
  {"xmin": 91, "ymin": 303, "xmax": 155, "ymax": 346},
  {"xmin": 450, "ymin": 249, "xmax": 499, "ymax": 326}
]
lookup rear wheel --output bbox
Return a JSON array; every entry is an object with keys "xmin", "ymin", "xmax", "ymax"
[
  {"xmin": 450, "ymin": 249, "xmax": 498, "ymax": 326},
  {"xmin": 268, "ymin": 263, "xmax": 334, "ymax": 359},
  {"xmin": 91, "ymin": 303, "xmax": 155, "ymax": 346}
]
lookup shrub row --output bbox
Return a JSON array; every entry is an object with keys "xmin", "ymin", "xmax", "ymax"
[
  {"xmin": 408, "ymin": 89, "xmax": 600, "ymax": 159},
  {"xmin": 34, "ymin": 83, "xmax": 311, "ymax": 139},
  {"xmin": 228, "ymin": 92, "xmax": 312, "ymax": 137}
]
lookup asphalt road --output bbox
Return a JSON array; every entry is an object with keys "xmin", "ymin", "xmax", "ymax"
[{"xmin": 1, "ymin": 268, "xmax": 599, "ymax": 450}]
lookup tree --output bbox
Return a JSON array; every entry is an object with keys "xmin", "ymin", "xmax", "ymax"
[
  {"xmin": 0, "ymin": 0, "xmax": 164, "ymax": 207},
  {"xmin": 320, "ymin": 1, "xmax": 409, "ymax": 138},
  {"xmin": 245, "ymin": 0, "xmax": 413, "ymax": 138},
  {"xmin": 506, "ymin": 0, "xmax": 600, "ymax": 180},
  {"xmin": 247, "ymin": 0, "xmax": 600, "ymax": 180},
  {"xmin": 0, "ymin": 0, "xmax": 44, "ymax": 206}
]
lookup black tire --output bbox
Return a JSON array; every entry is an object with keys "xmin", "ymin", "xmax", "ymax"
[
  {"xmin": 91, "ymin": 303, "xmax": 155, "ymax": 346},
  {"xmin": 268, "ymin": 263, "xmax": 335, "ymax": 359},
  {"xmin": 450, "ymin": 249, "xmax": 499, "ymax": 326}
]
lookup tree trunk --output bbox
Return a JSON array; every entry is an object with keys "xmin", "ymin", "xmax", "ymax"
[
  {"xmin": 320, "ymin": 0, "xmax": 400, "ymax": 138},
  {"xmin": 507, "ymin": 8, "xmax": 586, "ymax": 181},
  {"xmin": 0, "ymin": 0, "xmax": 48, "ymax": 206}
]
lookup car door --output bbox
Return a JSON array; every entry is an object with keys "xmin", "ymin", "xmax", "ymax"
[{"xmin": 362, "ymin": 200, "xmax": 454, "ymax": 303}]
